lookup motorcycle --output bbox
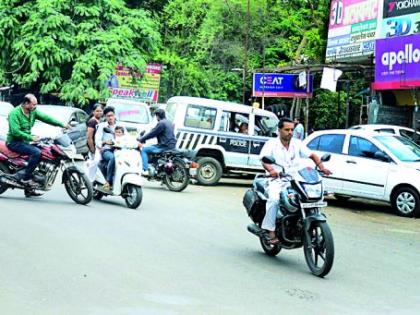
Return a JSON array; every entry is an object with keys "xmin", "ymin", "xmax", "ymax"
[
  {"xmin": 93, "ymin": 129, "xmax": 143, "ymax": 209},
  {"xmin": 243, "ymin": 154, "xmax": 334, "ymax": 277},
  {"xmin": 144, "ymin": 149, "xmax": 196, "ymax": 192},
  {"xmin": 0, "ymin": 133, "xmax": 93, "ymax": 204}
]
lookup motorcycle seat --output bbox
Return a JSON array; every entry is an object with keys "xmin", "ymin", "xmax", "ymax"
[
  {"xmin": 0, "ymin": 141, "xmax": 21, "ymax": 158},
  {"xmin": 255, "ymin": 178, "xmax": 267, "ymax": 194}
]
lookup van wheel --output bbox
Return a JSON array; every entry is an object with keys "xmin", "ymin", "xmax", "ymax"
[{"xmin": 196, "ymin": 157, "xmax": 222, "ymax": 185}]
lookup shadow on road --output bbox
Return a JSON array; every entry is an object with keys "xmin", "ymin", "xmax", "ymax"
[{"xmin": 327, "ymin": 197, "xmax": 394, "ymax": 216}]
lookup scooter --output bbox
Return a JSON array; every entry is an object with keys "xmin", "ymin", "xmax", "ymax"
[{"xmin": 93, "ymin": 128, "xmax": 143, "ymax": 209}]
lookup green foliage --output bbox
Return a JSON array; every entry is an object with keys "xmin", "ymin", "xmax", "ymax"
[{"xmin": 0, "ymin": 0, "xmax": 160, "ymax": 105}]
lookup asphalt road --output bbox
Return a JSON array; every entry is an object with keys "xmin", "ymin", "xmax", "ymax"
[{"xmin": 0, "ymin": 178, "xmax": 419, "ymax": 315}]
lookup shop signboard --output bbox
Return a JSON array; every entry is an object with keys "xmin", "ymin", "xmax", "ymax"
[
  {"xmin": 383, "ymin": 0, "xmax": 420, "ymax": 18},
  {"xmin": 326, "ymin": 0, "xmax": 381, "ymax": 62},
  {"xmin": 373, "ymin": 33, "xmax": 420, "ymax": 89}
]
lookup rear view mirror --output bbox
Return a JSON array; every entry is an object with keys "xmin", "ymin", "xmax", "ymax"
[
  {"xmin": 103, "ymin": 127, "xmax": 113, "ymax": 134},
  {"xmin": 69, "ymin": 121, "xmax": 78, "ymax": 127},
  {"xmin": 262, "ymin": 156, "xmax": 276, "ymax": 164},
  {"xmin": 321, "ymin": 153, "xmax": 331, "ymax": 162},
  {"xmin": 139, "ymin": 130, "xmax": 146, "ymax": 137}
]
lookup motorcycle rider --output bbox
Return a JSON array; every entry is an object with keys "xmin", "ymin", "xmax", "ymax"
[
  {"xmin": 95, "ymin": 106, "xmax": 127, "ymax": 190},
  {"xmin": 6, "ymin": 94, "xmax": 69, "ymax": 196},
  {"xmin": 259, "ymin": 117, "xmax": 332, "ymax": 244},
  {"xmin": 137, "ymin": 108, "xmax": 177, "ymax": 176}
]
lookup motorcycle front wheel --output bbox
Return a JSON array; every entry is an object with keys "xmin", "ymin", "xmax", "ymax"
[
  {"xmin": 123, "ymin": 184, "xmax": 142, "ymax": 209},
  {"xmin": 163, "ymin": 161, "xmax": 189, "ymax": 192},
  {"xmin": 303, "ymin": 221, "xmax": 334, "ymax": 277},
  {"xmin": 63, "ymin": 170, "xmax": 93, "ymax": 205}
]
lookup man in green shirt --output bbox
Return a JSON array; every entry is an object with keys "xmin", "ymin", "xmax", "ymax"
[{"xmin": 6, "ymin": 94, "xmax": 69, "ymax": 187}]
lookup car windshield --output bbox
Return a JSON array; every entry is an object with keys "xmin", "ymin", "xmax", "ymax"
[
  {"xmin": 112, "ymin": 102, "xmax": 150, "ymax": 124},
  {"xmin": 375, "ymin": 135, "xmax": 420, "ymax": 162}
]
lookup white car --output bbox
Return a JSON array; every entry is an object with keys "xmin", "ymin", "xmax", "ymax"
[
  {"xmin": 350, "ymin": 124, "xmax": 420, "ymax": 145},
  {"xmin": 0, "ymin": 101, "xmax": 14, "ymax": 139},
  {"xmin": 302, "ymin": 129, "xmax": 420, "ymax": 217}
]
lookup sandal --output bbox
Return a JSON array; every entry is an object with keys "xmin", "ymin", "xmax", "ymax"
[
  {"xmin": 263, "ymin": 232, "xmax": 280, "ymax": 245},
  {"xmin": 103, "ymin": 182, "xmax": 112, "ymax": 190}
]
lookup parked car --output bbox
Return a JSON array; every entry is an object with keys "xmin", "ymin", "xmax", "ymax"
[
  {"xmin": 350, "ymin": 124, "xmax": 420, "ymax": 145},
  {"xmin": 165, "ymin": 96, "xmax": 279, "ymax": 185},
  {"xmin": 0, "ymin": 101, "xmax": 14, "ymax": 140},
  {"xmin": 31, "ymin": 105, "xmax": 89, "ymax": 155},
  {"xmin": 302, "ymin": 129, "xmax": 420, "ymax": 217},
  {"xmin": 105, "ymin": 98, "xmax": 155, "ymax": 139}
]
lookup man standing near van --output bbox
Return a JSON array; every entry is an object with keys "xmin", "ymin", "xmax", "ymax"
[{"xmin": 138, "ymin": 109, "xmax": 177, "ymax": 176}]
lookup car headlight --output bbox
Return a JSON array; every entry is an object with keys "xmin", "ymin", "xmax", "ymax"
[{"xmin": 302, "ymin": 183, "xmax": 323, "ymax": 199}]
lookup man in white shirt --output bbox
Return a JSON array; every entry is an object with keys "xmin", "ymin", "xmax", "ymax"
[{"xmin": 259, "ymin": 118, "xmax": 331, "ymax": 244}]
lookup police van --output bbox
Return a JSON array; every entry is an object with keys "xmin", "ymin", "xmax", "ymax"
[{"xmin": 165, "ymin": 96, "xmax": 279, "ymax": 185}]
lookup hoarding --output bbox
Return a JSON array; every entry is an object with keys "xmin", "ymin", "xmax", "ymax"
[
  {"xmin": 326, "ymin": 0, "xmax": 381, "ymax": 62},
  {"xmin": 252, "ymin": 73, "xmax": 313, "ymax": 98},
  {"xmin": 380, "ymin": 12, "xmax": 420, "ymax": 38},
  {"xmin": 372, "ymin": 33, "xmax": 420, "ymax": 89},
  {"xmin": 108, "ymin": 63, "xmax": 162, "ymax": 103},
  {"xmin": 383, "ymin": 0, "xmax": 420, "ymax": 18}
]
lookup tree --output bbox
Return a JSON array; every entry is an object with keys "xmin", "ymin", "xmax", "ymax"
[{"xmin": 0, "ymin": 0, "xmax": 160, "ymax": 105}]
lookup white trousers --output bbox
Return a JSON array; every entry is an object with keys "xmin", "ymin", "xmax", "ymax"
[{"xmin": 261, "ymin": 179, "xmax": 285, "ymax": 231}]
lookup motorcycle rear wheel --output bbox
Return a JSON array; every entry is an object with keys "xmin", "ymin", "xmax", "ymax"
[
  {"xmin": 0, "ymin": 164, "xmax": 9, "ymax": 195},
  {"xmin": 259, "ymin": 237, "xmax": 282, "ymax": 257},
  {"xmin": 64, "ymin": 170, "xmax": 93, "ymax": 205},
  {"xmin": 163, "ymin": 160, "xmax": 189, "ymax": 192},
  {"xmin": 303, "ymin": 221, "xmax": 334, "ymax": 277},
  {"xmin": 123, "ymin": 184, "xmax": 142, "ymax": 209}
]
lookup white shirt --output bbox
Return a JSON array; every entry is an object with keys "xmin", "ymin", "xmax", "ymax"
[{"xmin": 259, "ymin": 137, "xmax": 312, "ymax": 175}]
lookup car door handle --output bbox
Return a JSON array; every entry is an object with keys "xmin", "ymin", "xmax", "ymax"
[{"xmin": 346, "ymin": 160, "xmax": 357, "ymax": 164}]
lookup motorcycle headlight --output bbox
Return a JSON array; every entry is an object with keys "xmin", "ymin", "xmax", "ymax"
[{"xmin": 302, "ymin": 183, "xmax": 322, "ymax": 199}]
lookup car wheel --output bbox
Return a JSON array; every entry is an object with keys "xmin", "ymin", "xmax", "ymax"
[{"xmin": 391, "ymin": 187, "xmax": 420, "ymax": 218}]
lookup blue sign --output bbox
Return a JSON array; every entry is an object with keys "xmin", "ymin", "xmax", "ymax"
[{"xmin": 252, "ymin": 73, "xmax": 313, "ymax": 98}]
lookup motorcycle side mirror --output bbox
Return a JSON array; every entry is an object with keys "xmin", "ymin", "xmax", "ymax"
[
  {"xmin": 321, "ymin": 153, "xmax": 331, "ymax": 162},
  {"xmin": 103, "ymin": 127, "xmax": 113, "ymax": 134},
  {"xmin": 262, "ymin": 156, "xmax": 276, "ymax": 164}
]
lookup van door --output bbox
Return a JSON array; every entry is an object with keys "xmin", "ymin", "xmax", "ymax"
[
  {"xmin": 248, "ymin": 114, "xmax": 278, "ymax": 167},
  {"xmin": 216, "ymin": 111, "xmax": 251, "ymax": 167}
]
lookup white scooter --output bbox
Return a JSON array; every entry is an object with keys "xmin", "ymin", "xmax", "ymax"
[{"xmin": 93, "ymin": 128, "xmax": 143, "ymax": 209}]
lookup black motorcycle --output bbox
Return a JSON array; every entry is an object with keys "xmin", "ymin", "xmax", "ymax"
[
  {"xmin": 243, "ymin": 154, "xmax": 334, "ymax": 277},
  {"xmin": 144, "ymin": 149, "xmax": 196, "ymax": 192}
]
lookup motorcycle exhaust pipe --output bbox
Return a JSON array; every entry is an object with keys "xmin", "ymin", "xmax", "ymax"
[{"xmin": 247, "ymin": 223, "xmax": 263, "ymax": 237}]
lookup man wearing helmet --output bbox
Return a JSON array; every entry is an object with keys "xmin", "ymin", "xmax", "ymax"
[
  {"xmin": 259, "ymin": 117, "xmax": 332, "ymax": 245},
  {"xmin": 137, "ymin": 108, "xmax": 177, "ymax": 176}
]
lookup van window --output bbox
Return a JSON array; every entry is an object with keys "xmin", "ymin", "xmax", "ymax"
[
  {"xmin": 184, "ymin": 105, "xmax": 217, "ymax": 129},
  {"xmin": 166, "ymin": 102, "xmax": 177, "ymax": 122},
  {"xmin": 219, "ymin": 111, "xmax": 249, "ymax": 133},
  {"xmin": 254, "ymin": 115, "xmax": 278, "ymax": 137}
]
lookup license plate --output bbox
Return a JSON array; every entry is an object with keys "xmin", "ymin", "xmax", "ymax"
[
  {"xmin": 301, "ymin": 201, "xmax": 328, "ymax": 208},
  {"xmin": 189, "ymin": 168, "xmax": 197, "ymax": 177}
]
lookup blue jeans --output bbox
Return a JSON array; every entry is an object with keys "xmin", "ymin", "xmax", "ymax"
[
  {"xmin": 141, "ymin": 145, "xmax": 163, "ymax": 171},
  {"xmin": 102, "ymin": 150, "xmax": 115, "ymax": 183},
  {"xmin": 7, "ymin": 141, "xmax": 41, "ymax": 180}
]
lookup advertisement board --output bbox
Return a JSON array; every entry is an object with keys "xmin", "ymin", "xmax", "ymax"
[
  {"xmin": 373, "ymin": 33, "xmax": 420, "ymax": 89},
  {"xmin": 380, "ymin": 12, "xmax": 420, "ymax": 38},
  {"xmin": 252, "ymin": 73, "xmax": 313, "ymax": 98},
  {"xmin": 383, "ymin": 0, "xmax": 420, "ymax": 18},
  {"xmin": 107, "ymin": 63, "xmax": 162, "ymax": 103},
  {"xmin": 326, "ymin": 0, "xmax": 381, "ymax": 62}
]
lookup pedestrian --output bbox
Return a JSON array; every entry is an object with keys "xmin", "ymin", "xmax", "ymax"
[{"xmin": 293, "ymin": 117, "xmax": 305, "ymax": 140}]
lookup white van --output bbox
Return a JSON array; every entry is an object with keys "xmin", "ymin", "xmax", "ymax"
[
  {"xmin": 165, "ymin": 96, "xmax": 279, "ymax": 185},
  {"xmin": 105, "ymin": 98, "xmax": 155, "ymax": 138}
]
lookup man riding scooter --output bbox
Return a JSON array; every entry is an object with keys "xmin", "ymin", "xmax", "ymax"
[{"xmin": 6, "ymin": 94, "xmax": 69, "ymax": 197}]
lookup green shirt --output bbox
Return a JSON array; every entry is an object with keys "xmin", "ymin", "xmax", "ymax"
[{"xmin": 7, "ymin": 106, "xmax": 65, "ymax": 143}]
